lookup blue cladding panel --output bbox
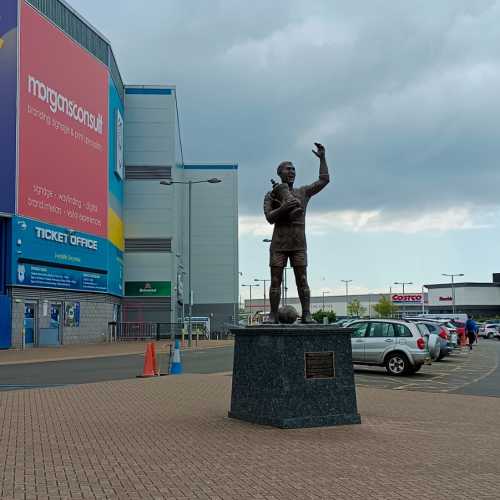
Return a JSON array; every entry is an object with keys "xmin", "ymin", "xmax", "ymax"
[
  {"xmin": 108, "ymin": 76, "xmax": 124, "ymax": 211},
  {"xmin": 0, "ymin": 295, "xmax": 12, "ymax": 349},
  {"xmin": 125, "ymin": 87, "xmax": 172, "ymax": 95},
  {"xmin": 107, "ymin": 243, "xmax": 123, "ymax": 296},
  {"xmin": 0, "ymin": 0, "xmax": 18, "ymax": 214}
]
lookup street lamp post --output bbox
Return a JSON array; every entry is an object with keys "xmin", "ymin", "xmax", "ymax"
[
  {"xmin": 442, "ymin": 273, "xmax": 464, "ymax": 316},
  {"xmin": 263, "ymin": 238, "xmax": 290, "ymax": 307},
  {"xmin": 282, "ymin": 266, "xmax": 292, "ymax": 306},
  {"xmin": 254, "ymin": 278, "xmax": 270, "ymax": 319},
  {"xmin": 322, "ymin": 290, "xmax": 330, "ymax": 311},
  {"xmin": 242, "ymin": 283, "xmax": 259, "ymax": 325},
  {"xmin": 341, "ymin": 280, "xmax": 353, "ymax": 316},
  {"xmin": 160, "ymin": 177, "xmax": 221, "ymax": 347},
  {"xmin": 394, "ymin": 281, "xmax": 413, "ymax": 318}
]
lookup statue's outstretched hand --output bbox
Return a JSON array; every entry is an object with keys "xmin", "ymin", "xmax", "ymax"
[{"xmin": 312, "ymin": 142, "xmax": 325, "ymax": 159}]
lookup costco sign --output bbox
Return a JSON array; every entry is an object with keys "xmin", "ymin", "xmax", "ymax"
[{"xmin": 391, "ymin": 294, "xmax": 423, "ymax": 304}]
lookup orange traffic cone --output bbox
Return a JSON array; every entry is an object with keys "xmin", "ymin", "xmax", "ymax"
[
  {"xmin": 151, "ymin": 342, "xmax": 159, "ymax": 375},
  {"xmin": 137, "ymin": 342, "xmax": 156, "ymax": 378}
]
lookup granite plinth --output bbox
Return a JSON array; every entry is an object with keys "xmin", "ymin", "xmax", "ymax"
[{"xmin": 228, "ymin": 325, "xmax": 361, "ymax": 429}]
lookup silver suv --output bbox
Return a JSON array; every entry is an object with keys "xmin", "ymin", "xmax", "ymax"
[{"xmin": 348, "ymin": 319, "xmax": 436, "ymax": 376}]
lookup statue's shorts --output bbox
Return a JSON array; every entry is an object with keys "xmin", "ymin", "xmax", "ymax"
[{"xmin": 270, "ymin": 249, "xmax": 307, "ymax": 268}]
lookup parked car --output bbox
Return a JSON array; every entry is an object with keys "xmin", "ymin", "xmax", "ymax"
[
  {"xmin": 449, "ymin": 320, "xmax": 466, "ymax": 344},
  {"xmin": 478, "ymin": 322, "xmax": 500, "ymax": 339},
  {"xmin": 348, "ymin": 319, "xmax": 437, "ymax": 376},
  {"xmin": 405, "ymin": 317, "xmax": 459, "ymax": 348},
  {"xmin": 334, "ymin": 318, "xmax": 358, "ymax": 328},
  {"xmin": 414, "ymin": 321, "xmax": 453, "ymax": 360}
]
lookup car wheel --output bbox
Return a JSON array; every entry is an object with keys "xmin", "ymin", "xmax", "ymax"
[
  {"xmin": 487, "ymin": 333, "xmax": 493, "ymax": 339},
  {"xmin": 385, "ymin": 352, "xmax": 410, "ymax": 376}
]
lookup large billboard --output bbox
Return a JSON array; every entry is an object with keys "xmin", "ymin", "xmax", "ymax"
[
  {"xmin": 18, "ymin": 1, "xmax": 108, "ymax": 237},
  {"xmin": 0, "ymin": 0, "xmax": 18, "ymax": 214}
]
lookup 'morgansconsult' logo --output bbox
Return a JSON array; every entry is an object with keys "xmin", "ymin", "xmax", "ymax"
[{"xmin": 28, "ymin": 75, "xmax": 103, "ymax": 135}]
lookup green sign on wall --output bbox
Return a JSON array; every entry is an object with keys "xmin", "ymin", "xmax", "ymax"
[{"xmin": 125, "ymin": 281, "xmax": 171, "ymax": 297}]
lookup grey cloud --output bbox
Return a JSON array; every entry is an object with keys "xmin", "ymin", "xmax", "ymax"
[{"xmin": 70, "ymin": 0, "xmax": 500, "ymax": 216}]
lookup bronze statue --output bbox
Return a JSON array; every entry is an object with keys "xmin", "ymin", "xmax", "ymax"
[{"xmin": 263, "ymin": 143, "xmax": 330, "ymax": 324}]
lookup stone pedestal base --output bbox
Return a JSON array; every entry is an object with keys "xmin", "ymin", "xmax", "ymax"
[{"xmin": 228, "ymin": 326, "xmax": 361, "ymax": 429}]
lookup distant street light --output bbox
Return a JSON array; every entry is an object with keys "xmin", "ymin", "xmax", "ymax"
[
  {"xmin": 160, "ymin": 177, "xmax": 221, "ymax": 346},
  {"xmin": 322, "ymin": 290, "xmax": 330, "ymax": 311},
  {"xmin": 242, "ymin": 283, "xmax": 259, "ymax": 325},
  {"xmin": 254, "ymin": 278, "xmax": 270, "ymax": 318},
  {"xmin": 442, "ymin": 273, "xmax": 464, "ymax": 316},
  {"xmin": 341, "ymin": 280, "xmax": 353, "ymax": 316}
]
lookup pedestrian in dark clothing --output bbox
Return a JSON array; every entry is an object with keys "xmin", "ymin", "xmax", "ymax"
[{"xmin": 465, "ymin": 315, "xmax": 478, "ymax": 350}]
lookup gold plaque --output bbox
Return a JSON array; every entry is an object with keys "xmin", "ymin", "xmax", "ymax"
[{"xmin": 305, "ymin": 352, "xmax": 335, "ymax": 379}]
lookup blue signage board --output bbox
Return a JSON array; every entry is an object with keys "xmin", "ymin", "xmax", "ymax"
[
  {"xmin": 0, "ymin": 0, "xmax": 18, "ymax": 214},
  {"xmin": 12, "ymin": 216, "xmax": 108, "ymax": 271},
  {"xmin": 16, "ymin": 263, "xmax": 107, "ymax": 292},
  {"xmin": 10, "ymin": 216, "xmax": 112, "ymax": 293}
]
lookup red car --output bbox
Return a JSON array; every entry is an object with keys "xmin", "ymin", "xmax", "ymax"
[{"xmin": 449, "ymin": 320, "xmax": 466, "ymax": 345}]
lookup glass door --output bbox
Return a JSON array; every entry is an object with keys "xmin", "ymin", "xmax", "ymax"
[{"xmin": 24, "ymin": 303, "xmax": 36, "ymax": 347}]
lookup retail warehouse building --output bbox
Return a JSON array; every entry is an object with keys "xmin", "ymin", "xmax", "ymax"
[
  {"xmin": 0, "ymin": 0, "xmax": 238, "ymax": 349},
  {"xmin": 245, "ymin": 274, "xmax": 500, "ymax": 321}
]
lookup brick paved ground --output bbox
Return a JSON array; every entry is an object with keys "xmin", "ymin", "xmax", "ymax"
[{"xmin": 1, "ymin": 372, "xmax": 499, "ymax": 499}]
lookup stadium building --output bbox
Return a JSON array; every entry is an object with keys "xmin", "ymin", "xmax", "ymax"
[{"xmin": 0, "ymin": 0, "xmax": 238, "ymax": 348}]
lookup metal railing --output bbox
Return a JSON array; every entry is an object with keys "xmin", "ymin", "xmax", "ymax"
[{"xmin": 108, "ymin": 322, "xmax": 235, "ymax": 342}]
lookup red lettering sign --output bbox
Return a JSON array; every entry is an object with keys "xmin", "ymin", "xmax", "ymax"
[{"xmin": 391, "ymin": 294, "xmax": 423, "ymax": 303}]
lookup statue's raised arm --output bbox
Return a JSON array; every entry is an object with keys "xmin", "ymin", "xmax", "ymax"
[{"xmin": 304, "ymin": 142, "xmax": 330, "ymax": 197}]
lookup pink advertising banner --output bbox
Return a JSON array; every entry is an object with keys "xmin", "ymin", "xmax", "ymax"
[{"xmin": 18, "ymin": 1, "xmax": 108, "ymax": 237}]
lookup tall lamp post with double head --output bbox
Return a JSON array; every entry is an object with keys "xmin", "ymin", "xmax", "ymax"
[
  {"xmin": 242, "ymin": 283, "xmax": 259, "ymax": 325},
  {"xmin": 254, "ymin": 278, "xmax": 270, "ymax": 319},
  {"xmin": 341, "ymin": 280, "xmax": 353, "ymax": 316},
  {"xmin": 442, "ymin": 273, "xmax": 464, "ymax": 316},
  {"xmin": 394, "ymin": 281, "xmax": 413, "ymax": 318},
  {"xmin": 160, "ymin": 177, "xmax": 221, "ymax": 347}
]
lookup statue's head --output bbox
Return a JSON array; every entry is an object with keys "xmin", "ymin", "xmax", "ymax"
[{"xmin": 277, "ymin": 161, "xmax": 295, "ymax": 184}]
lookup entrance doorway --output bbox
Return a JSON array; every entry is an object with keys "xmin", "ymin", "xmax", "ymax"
[
  {"xmin": 24, "ymin": 303, "xmax": 36, "ymax": 347},
  {"xmin": 38, "ymin": 303, "xmax": 62, "ymax": 346}
]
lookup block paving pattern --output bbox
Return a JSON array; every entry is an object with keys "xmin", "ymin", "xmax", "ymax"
[{"xmin": 1, "ymin": 370, "xmax": 500, "ymax": 499}]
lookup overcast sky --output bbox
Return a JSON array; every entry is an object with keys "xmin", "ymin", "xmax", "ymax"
[{"xmin": 68, "ymin": 0, "xmax": 500, "ymax": 299}]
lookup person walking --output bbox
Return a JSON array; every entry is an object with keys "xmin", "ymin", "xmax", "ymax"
[{"xmin": 465, "ymin": 315, "xmax": 478, "ymax": 350}]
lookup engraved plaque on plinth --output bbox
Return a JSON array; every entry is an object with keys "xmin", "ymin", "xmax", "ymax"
[{"xmin": 305, "ymin": 352, "xmax": 335, "ymax": 379}]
